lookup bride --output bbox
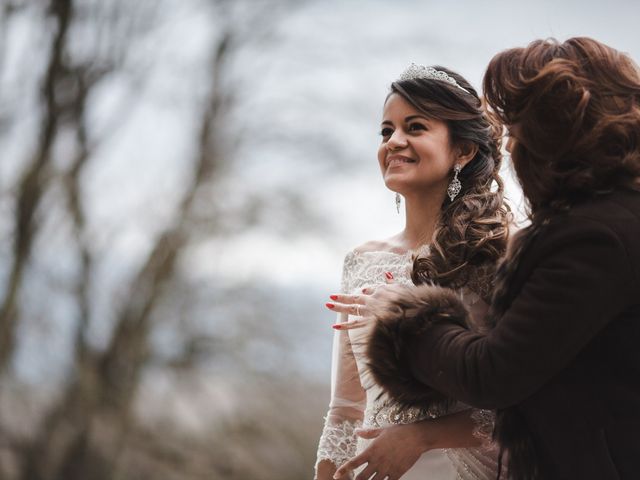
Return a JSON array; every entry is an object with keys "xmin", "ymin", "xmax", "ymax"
[{"xmin": 314, "ymin": 64, "xmax": 511, "ymax": 480}]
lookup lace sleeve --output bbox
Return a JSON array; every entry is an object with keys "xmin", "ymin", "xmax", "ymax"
[
  {"xmin": 316, "ymin": 416, "xmax": 362, "ymax": 473},
  {"xmin": 315, "ymin": 252, "xmax": 366, "ymax": 478}
]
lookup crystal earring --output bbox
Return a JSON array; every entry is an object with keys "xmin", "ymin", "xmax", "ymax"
[
  {"xmin": 447, "ymin": 164, "xmax": 462, "ymax": 201},
  {"xmin": 395, "ymin": 192, "xmax": 401, "ymax": 214}
]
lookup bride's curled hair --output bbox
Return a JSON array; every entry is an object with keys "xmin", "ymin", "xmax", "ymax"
[{"xmin": 391, "ymin": 68, "xmax": 511, "ymax": 298}]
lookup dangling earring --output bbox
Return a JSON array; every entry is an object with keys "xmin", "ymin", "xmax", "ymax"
[
  {"xmin": 395, "ymin": 192, "xmax": 402, "ymax": 214},
  {"xmin": 447, "ymin": 164, "xmax": 462, "ymax": 201}
]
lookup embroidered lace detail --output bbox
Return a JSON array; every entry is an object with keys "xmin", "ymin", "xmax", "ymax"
[
  {"xmin": 364, "ymin": 398, "xmax": 445, "ymax": 427},
  {"xmin": 343, "ymin": 248, "xmax": 496, "ymax": 301},
  {"xmin": 315, "ymin": 418, "xmax": 362, "ymax": 476},
  {"xmin": 470, "ymin": 409, "xmax": 495, "ymax": 447},
  {"xmin": 445, "ymin": 447, "xmax": 502, "ymax": 480},
  {"xmin": 342, "ymin": 249, "xmax": 424, "ymax": 294},
  {"xmin": 341, "ymin": 252, "xmax": 358, "ymax": 293}
]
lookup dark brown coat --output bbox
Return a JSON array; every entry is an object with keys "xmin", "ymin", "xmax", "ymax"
[{"xmin": 367, "ymin": 188, "xmax": 640, "ymax": 480}]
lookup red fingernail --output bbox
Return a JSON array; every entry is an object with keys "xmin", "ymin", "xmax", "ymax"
[
  {"xmin": 332, "ymin": 324, "xmax": 342, "ymax": 330},
  {"xmin": 326, "ymin": 303, "xmax": 335, "ymax": 309},
  {"xmin": 362, "ymin": 288, "xmax": 368, "ymax": 293},
  {"xmin": 330, "ymin": 295, "xmax": 338, "ymax": 301},
  {"xmin": 385, "ymin": 271, "xmax": 394, "ymax": 279}
]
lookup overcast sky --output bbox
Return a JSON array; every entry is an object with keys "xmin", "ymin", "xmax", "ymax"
[
  {"xmin": 8, "ymin": 0, "xmax": 637, "ymax": 293},
  {"xmin": 208, "ymin": 0, "xmax": 640, "ymax": 289}
]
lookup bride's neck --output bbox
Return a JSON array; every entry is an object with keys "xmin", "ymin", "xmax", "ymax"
[{"xmin": 400, "ymin": 189, "xmax": 446, "ymax": 250}]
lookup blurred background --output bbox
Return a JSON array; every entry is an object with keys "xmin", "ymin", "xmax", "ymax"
[{"xmin": 0, "ymin": 0, "xmax": 639, "ymax": 478}]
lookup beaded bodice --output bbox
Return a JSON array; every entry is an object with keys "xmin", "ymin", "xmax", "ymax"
[{"xmin": 341, "ymin": 249, "xmax": 417, "ymax": 291}]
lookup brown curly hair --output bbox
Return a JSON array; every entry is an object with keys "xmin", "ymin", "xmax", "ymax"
[
  {"xmin": 390, "ymin": 67, "xmax": 511, "ymax": 295},
  {"xmin": 483, "ymin": 37, "xmax": 640, "ymax": 217}
]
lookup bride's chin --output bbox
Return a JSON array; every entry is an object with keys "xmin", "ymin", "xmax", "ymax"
[{"xmin": 383, "ymin": 176, "xmax": 412, "ymax": 193}]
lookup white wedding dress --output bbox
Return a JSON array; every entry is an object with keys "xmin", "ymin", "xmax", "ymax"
[{"xmin": 315, "ymin": 249, "xmax": 501, "ymax": 480}]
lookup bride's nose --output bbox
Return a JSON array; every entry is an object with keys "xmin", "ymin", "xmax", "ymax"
[{"xmin": 387, "ymin": 130, "xmax": 408, "ymax": 151}]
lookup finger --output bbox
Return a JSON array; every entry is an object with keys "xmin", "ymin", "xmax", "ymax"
[
  {"xmin": 384, "ymin": 271, "xmax": 395, "ymax": 284},
  {"xmin": 354, "ymin": 462, "xmax": 377, "ymax": 480},
  {"xmin": 335, "ymin": 319, "xmax": 368, "ymax": 330},
  {"xmin": 329, "ymin": 294, "xmax": 365, "ymax": 305},
  {"xmin": 361, "ymin": 286, "xmax": 375, "ymax": 295},
  {"xmin": 371, "ymin": 283, "xmax": 403, "ymax": 300},
  {"xmin": 387, "ymin": 470, "xmax": 402, "ymax": 480},
  {"xmin": 326, "ymin": 302, "xmax": 363, "ymax": 316},
  {"xmin": 334, "ymin": 454, "xmax": 368, "ymax": 479},
  {"xmin": 355, "ymin": 427, "xmax": 382, "ymax": 439},
  {"xmin": 352, "ymin": 303, "xmax": 366, "ymax": 317}
]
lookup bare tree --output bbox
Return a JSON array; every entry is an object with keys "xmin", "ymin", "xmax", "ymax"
[{"xmin": 0, "ymin": 0, "xmax": 332, "ymax": 479}]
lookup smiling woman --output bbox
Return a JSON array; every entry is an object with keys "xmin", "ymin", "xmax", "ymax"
[
  {"xmin": 378, "ymin": 98, "xmax": 457, "ymax": 199},
  {"xmin": 314, "ymin": 64, "xmax": 511, "ymax": 480}
]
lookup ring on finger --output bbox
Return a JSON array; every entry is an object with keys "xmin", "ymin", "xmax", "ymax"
[{"xmin": 355, "ymin": 304, "xmax": 361, "ymax": 316}]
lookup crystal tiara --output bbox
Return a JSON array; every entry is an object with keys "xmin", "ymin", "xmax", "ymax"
[{"xmin": 397, "ymin": 63, "xmax": 470, "ymax": 94}]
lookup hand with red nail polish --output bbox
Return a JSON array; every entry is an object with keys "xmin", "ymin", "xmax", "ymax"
[{"xmin": 322, "ymin": 283, "xmax": 406, "ymax": 332}]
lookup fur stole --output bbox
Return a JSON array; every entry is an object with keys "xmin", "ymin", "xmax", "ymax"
[{"xmin": 366, "ymin": 284, "xmax": 471, "ymax": 411}]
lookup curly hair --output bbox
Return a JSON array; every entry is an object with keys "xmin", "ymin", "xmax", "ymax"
[
  {"xmin": 389, "ymin": 67, "xmax": 512, "ymax": 295},
  {"xmin": 483, "ymin": 37, "xmax": 640, "ymax": 216}
]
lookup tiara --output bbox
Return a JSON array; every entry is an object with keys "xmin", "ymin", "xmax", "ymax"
[{"xmin": 398, "ymin": 63, "xmax": 470, "ymax": 94}]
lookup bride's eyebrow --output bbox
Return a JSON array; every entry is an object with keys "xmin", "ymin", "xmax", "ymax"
[
  {"xmin": 405, "ymin": 115, "xmax": 430, "ymax": 122},
  {"xmin": 381, "ymin": 114, "xmax": 430, "ymax": 126}
]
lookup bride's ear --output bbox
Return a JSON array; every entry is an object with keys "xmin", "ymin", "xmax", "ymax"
[{"xmin": 455, "ymin": 141, "xmax": 478, "ymax": 167}]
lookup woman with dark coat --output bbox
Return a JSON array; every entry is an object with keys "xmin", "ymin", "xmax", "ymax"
[{"xmin": 363, "ymin": 37, "xmax": 640, "ymax": 480}]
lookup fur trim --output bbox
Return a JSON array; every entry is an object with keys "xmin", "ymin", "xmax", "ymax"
[{"xmin": 366, "ymin": 284, "xmax": 471, "ymax": 411}]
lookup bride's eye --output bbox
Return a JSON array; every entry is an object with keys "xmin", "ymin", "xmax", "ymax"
[
  {"xmin": 408, "ymin": 122, "xmax": 426, "ymax": 132},
  {"xmin": 380, "ymin": 127, "xmax": 393, "ymax": 137}
]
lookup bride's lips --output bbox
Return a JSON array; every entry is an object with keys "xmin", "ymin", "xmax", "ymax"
[{"xmin": 386, "ymin": 154, "xmax": 417, "ymax": 168}]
